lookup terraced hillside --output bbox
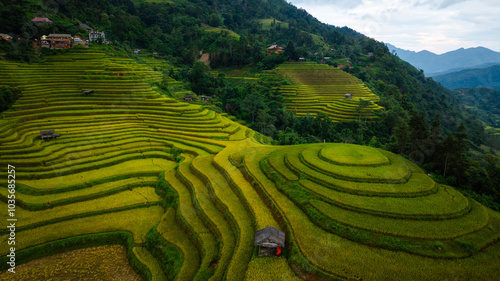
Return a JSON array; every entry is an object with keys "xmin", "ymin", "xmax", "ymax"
[
  {"xmin": 275, "ymin": 62, "xmax": 383, "ymax": 122},
  {"xmin": 1, "ymin": 50, "xmax": 499, "ymax": 281}
]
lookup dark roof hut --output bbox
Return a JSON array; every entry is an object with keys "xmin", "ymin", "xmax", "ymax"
[
  {"xmin": 344, "ymin": 93, "xmax": 352, "ymax": 99},
  {"xmin": 254, "ymin": 226, "xmax": 285, "ymax": 257},
  {"xmin": 184, "ymin": 94, "xmax": 194, "ymax": 102},
  {"xmin": 75, "ymin": 23, "xmax": 93, "ymax": 31},
  {"xmin": 40, "ymin": 130, "xmax": 60, "ymax": 140},
  {"xmin": 200, "ymin": 95, "xmax": 211, "ymax": 103}
]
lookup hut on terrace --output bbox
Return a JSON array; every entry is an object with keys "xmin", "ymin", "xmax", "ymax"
[
  {"xmin": 40, "ymin": 130, "xmax": 60, "ymax": 140},
  {"xmin": 254, "ymin": 226, "xmax": 285, "ymax": 257},
  {"xmin": 344, "ymin": 93, "xmax": 352, "ymax": 99},
  {"xmin": 184, "ymin": 94, "xmax": 194, "ymax": 102}
]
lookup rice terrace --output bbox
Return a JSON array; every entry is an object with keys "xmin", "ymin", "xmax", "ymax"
[
  {"xmin": 1, "ymin": 48, "xmax": 500, "ymax": 281},
  {"xmin": 275, "ymin": 62, "xmax": 383, "ymax": 122}
]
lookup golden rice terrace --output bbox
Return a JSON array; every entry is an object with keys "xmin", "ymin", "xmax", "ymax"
[
  {"xmin": 0, "ymin": 49, "xmax": 499, "ymax": 281},
  {"xmin": 276, "ymin": 62, "xmax": 383, "ymax": 122}
]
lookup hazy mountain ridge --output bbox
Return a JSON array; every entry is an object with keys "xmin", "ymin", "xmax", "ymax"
[{"xmin": 386, "ymin": 43, "xmax": 500, "ymax": 76}]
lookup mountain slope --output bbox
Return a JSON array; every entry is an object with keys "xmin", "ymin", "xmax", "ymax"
[
  {"xmin": 433, "ymin": 65, "xmax": 500, "ymax": 90},
  {"xmin": 387, "ymin": 44, "xmax": 500, "ymax": 76},
  {"xmin": 452, "ymin": 87, "xmax": 500, "ymax": 128}
]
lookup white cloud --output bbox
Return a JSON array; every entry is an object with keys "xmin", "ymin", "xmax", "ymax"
[{"xmin": 288, "ymin": 0, "xmax": 500, "ymax": 54}]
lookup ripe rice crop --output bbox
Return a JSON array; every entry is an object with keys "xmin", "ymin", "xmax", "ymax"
[
  {"xmin": 0, "ymin": 49, "xmax": 498, "ymax": 281},
  {"xmin": 273, "ymin": 62, "xmax": 383, "ymax": 122}
]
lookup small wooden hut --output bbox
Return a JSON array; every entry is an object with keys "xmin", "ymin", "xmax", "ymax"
[
  {"xmin": 344, "ymin": 93, "xmax": 352, "ymax": 99},
  {"xmin": 184, "ymin": 94, "xmax": 194, "ymax": 102},
  {"xmin": 200, "ymin": 95, "xmax": 211, "ymax": 103},
  {"xmin": 254, "ymin": 226, "xmax": 285, "ymax": 257},
  {"xmin": 40, "ymin": 130, "xmax": 60, "ymax": 140}
]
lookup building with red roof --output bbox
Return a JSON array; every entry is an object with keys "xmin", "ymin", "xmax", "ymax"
[
  {"xmin": 267, "ymin": 45, "xmax": 284, "ymax": 56},
  {"xmin": 31, "ymin": 17, "xmax": 52, "ymax": 24}
]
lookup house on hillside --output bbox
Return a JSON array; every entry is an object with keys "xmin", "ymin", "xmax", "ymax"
[
  {"xmin": 75, "ymin": 23, "xmax": 93, "ymax": 31},
  {"xmin": 267, "ymin": 45, "xmax": 284, "ymax": 56},
  {"xmin": 0, "ymin": 33, "xmax": 12, "ymax": 41},
  {"xmin": 254, "ymin": 226, "xmax": 285, "ymax": 257},
  {"xmin": 89, "ymin": 30, "xmax": 106, "ymax": 42},
  {"xmin": 31, "ymin": 17, "xmax": 52, "ymax": 24},
  {"xmin": 200, "ymin": 95, "xmax": 211, "ymax": 103},
  {"xmin": 42, "ymin": 34, "xmax": 72, "ymax": 49},
  {"xmin": 321, "ymin": 57, "xmax": 332, "ymax": 64},
  {"xmin": 345, "ymin": 93, "xmax": 352, "ymax": 99},
  {"xmin": 184, "ymin": 94, "xmax": 194, "ymax": 102}
]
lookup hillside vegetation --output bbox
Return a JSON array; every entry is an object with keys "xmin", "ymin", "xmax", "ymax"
[
  {"xmin": 1, "ymin": 49, "xmax": 500, "ymax": 281},
  {"xmin": 433, "ymin": 65, "xmax": 500, "ymax": 90}
]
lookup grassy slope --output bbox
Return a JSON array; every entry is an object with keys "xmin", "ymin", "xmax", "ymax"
[
  {"xmin": 0, "ymin": 49, "xmax": 499, "ymax": 280},
  {"xmin": 201, "ymin": 24, "xmax": 241, "ymax": 40}
]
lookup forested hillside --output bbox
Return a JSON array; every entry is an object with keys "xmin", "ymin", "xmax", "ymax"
[{"xmin": 434, "ymin": 65, "xmax": 500, "ymax": 90}]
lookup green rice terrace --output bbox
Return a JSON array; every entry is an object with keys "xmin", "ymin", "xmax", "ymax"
[
  {"xmin": 0, "ymin": 49, "xmax": 499, "ymax": 280},
  {"xmin": 275, "ymin": 62, "xmax": 383, "ymax": 122}
]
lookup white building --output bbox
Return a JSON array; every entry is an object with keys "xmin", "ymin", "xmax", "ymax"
[{"xmin": 89, "ymin": 30, "xmax": 105, "ymax": 42}]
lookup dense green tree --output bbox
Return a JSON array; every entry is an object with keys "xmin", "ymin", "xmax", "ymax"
[
  {"xmin": 284, "ymin": 40, "xmax": 298, "ymax": 60},
  {"xmin": 393, "ymin": 119, "xmax": 410, "ymax": 154},
  {"xmin": 0, "ymin": 86, "xmax": 21, "ymax": 113}
]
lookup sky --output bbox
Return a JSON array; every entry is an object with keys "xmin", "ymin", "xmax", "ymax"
[{"xmin": 287, "ymin": 0, "xmax": 500, "ymax": 54}]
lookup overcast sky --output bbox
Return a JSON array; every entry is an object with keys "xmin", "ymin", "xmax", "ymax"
[{"xmin": 287, "ymin": 0, "xmax": 500, "ymax": 54}]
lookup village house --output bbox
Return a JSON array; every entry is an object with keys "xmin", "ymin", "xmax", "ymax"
[
  {"xmin": 200, "ymin": 95, "xmax": 211, "ymax": 103},
  {"xmin": 75, "ymin": 23, "xmax": 93, "ymax": 31},
  {"xmin": 89, "ymin": 30, "xmax": 106, "ymax": 42},
  {"xmin": 31, "ymin": 17, "xmax": 52, "ymax": 24},
  {"xmin": 321, "ymin": 57, "xmax": 332, "ymax": 64},
  {"xmin": 41, "ymin": 34, "xmax": 72, "ymax": 49},
  {"xmin": 267, "ymin": 45, "xmax": 284, "ymax": 56},
  {"xmin": 254, "ymin": 226, "xmax": 285, "ymax": 257}
]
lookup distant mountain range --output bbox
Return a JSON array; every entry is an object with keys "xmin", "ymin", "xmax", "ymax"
[
  {"xmin": 386, "ymin": 44, "xmax": 500, "ymax": 77},
  {"xmin": 433, "ymin": 65, "xmax": 500, "ymax": 90}
]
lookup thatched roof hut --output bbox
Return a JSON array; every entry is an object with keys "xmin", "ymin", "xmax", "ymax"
[{"xmin": 254, "ymin": 226, "xmax": 285, "ymax": 256}]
